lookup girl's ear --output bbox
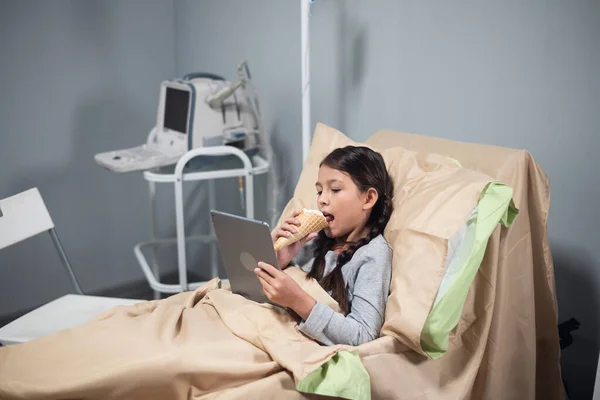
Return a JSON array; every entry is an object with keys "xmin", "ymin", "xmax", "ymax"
[{"xmin": 362, "ymin": 188, "xmax": 379, "ymax": 211}]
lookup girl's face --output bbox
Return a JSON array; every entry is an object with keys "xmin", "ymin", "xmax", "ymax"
[{"xmin": 316, "ymin": 165, "xmax": 377, "ymax": 243}]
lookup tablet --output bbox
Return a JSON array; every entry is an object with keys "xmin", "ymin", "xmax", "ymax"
[{"xmin": 210, "ymin": 210, "xmax": 280, "ymax": 304}]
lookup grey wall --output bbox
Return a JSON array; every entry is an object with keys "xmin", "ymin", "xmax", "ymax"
[
  {"xmin": 0, "ymin": 0, "xmax": 176, "ymax": 313},
  {"xmin": 0, "ymin": 0, "xmax": 598, "ymax": 398},
  {"xmin": 175, "ymin": 0, "xmax": 303, "ymax": 209},
  {"xmin": 176, "ymin": 1, "xmax": 600, "ymax": 398}
]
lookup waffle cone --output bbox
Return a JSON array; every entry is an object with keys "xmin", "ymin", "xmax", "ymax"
[{"xmin": 274, "ymin": 209, "xmax": 328, "ymax": 252}]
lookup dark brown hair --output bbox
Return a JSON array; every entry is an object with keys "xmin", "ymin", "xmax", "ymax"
[{"xmin": 308, "ymin": 146, "xmax": 394, "ymax": 314}]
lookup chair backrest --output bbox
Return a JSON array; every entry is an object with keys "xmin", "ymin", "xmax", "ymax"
[{"xmin": 0, "ymin": 188, "xmax": 55, "ymax": 250}]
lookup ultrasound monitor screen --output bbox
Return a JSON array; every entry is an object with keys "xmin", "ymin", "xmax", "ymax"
[{"xmin": 164, "ymin": 87, "xmax": 190, "ymax": 134}]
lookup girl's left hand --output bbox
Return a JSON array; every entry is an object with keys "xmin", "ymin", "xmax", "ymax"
[{"xmin": 254, "ymin": 262, "xmax": 316, "ymax": 319}]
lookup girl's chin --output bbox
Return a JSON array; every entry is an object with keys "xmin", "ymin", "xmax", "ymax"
[{"xmin": 323, "ymin": 227, "xmax": 335, "ymax": 238}]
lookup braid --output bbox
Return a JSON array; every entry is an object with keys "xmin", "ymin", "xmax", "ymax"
[{"xmin": 308, "ymin": 231, "xmax": 335, "ymax": 283}]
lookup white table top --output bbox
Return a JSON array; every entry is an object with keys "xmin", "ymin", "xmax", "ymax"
[
  {"xmin": 0, "ymin": 294, "xmax": 144, "ymax": 345},
  {"xmin": 142, "ymin": 155, "xmax": 270, "ymax": 183}
]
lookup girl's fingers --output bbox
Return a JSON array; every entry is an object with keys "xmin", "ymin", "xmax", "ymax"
[
  {"xmin": 285, "ymin": 217, "xmax": 301, "ymax": 227},
  {"xmin": 272, "ymin": 212, "xmax": 303, "ymax": 241},
  {"xmin": 257, "ymin": 262, "xmax": 281, "ymax": 278},
  {"xmin": 254, "ymin": 266, "xmax": 276, "ymax": 285},
  {"xmin": 273, "ymin": 225, "xmax": 295, "ymax": 241},
  {"xmin": 256, "ymin": 275, "xmax": 273, "ymax": 295},
  {"xmin": 280, "ymin": 223, "xmax": 297, "ymax": 235}
]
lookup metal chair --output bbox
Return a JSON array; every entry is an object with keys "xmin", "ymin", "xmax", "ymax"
[{"xmin": 0, "ymin": 188, "xmax": 142, "ymax": 345}]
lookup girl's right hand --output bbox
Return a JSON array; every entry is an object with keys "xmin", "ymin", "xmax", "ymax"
[{"xmin": 272, "ymin": 210, "xmax": 317, "ymax": 269}]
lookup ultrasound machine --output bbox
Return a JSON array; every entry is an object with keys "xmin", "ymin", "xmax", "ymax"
[{"xmin": 95, "ymin": 61, "xmax": 263, "ymax": 173}]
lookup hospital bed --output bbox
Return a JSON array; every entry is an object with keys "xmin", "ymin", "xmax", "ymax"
[
  {"xmin": 0, "ymin": 126, "xmax": 563, "ymax": 400},
  {"xmin": 210, "ymin": 126, "xmax": 563, "ymax": 399}
]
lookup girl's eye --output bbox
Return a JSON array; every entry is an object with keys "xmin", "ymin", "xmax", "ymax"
[
  {"xmin": 332, "ymin": 189, "xmax": 341, "ymax": 193},
  {"xmin": 316, "ymin": 191, "xmax": 322, "ymax": 196}
]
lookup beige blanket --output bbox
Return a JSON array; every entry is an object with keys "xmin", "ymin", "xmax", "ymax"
[
  {"xmin": 0, "ymin": 127, "xmax": 563, "ymax": 400},
  {"xmin": 0, "ymin": 270, "xmax": 366, "ymax": 400}
]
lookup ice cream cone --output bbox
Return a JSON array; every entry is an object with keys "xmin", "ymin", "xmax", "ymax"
[{"xmin": 274, "ymin": 209, "xmax": 328, "ymax": 252}]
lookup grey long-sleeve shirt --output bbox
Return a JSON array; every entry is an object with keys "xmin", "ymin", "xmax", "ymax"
[{"xmin": 295, "ymin": 234, "xmax": 392, "ymax": 346}]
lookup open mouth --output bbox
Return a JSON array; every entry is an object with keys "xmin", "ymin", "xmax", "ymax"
[{"xmin": 322, "ymin": 212, "xmax": 334, "ymax": 224}]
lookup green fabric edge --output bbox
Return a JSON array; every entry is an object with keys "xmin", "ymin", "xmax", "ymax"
[
  {"xmin": 450, "ymin": 157, "xmax": 463, "ymax": 167},
  {"xmin": 296, "ymin": 350, "xmax": 371, "ymax": 400},
  {"xmin": 420, "ymin": 182, "xmax": 518, "ymax": 359}
]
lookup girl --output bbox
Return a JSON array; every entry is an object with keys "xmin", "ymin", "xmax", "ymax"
[{"xmin": 254, "ymin": 146, "xmax": 394, "ymax": 346}]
